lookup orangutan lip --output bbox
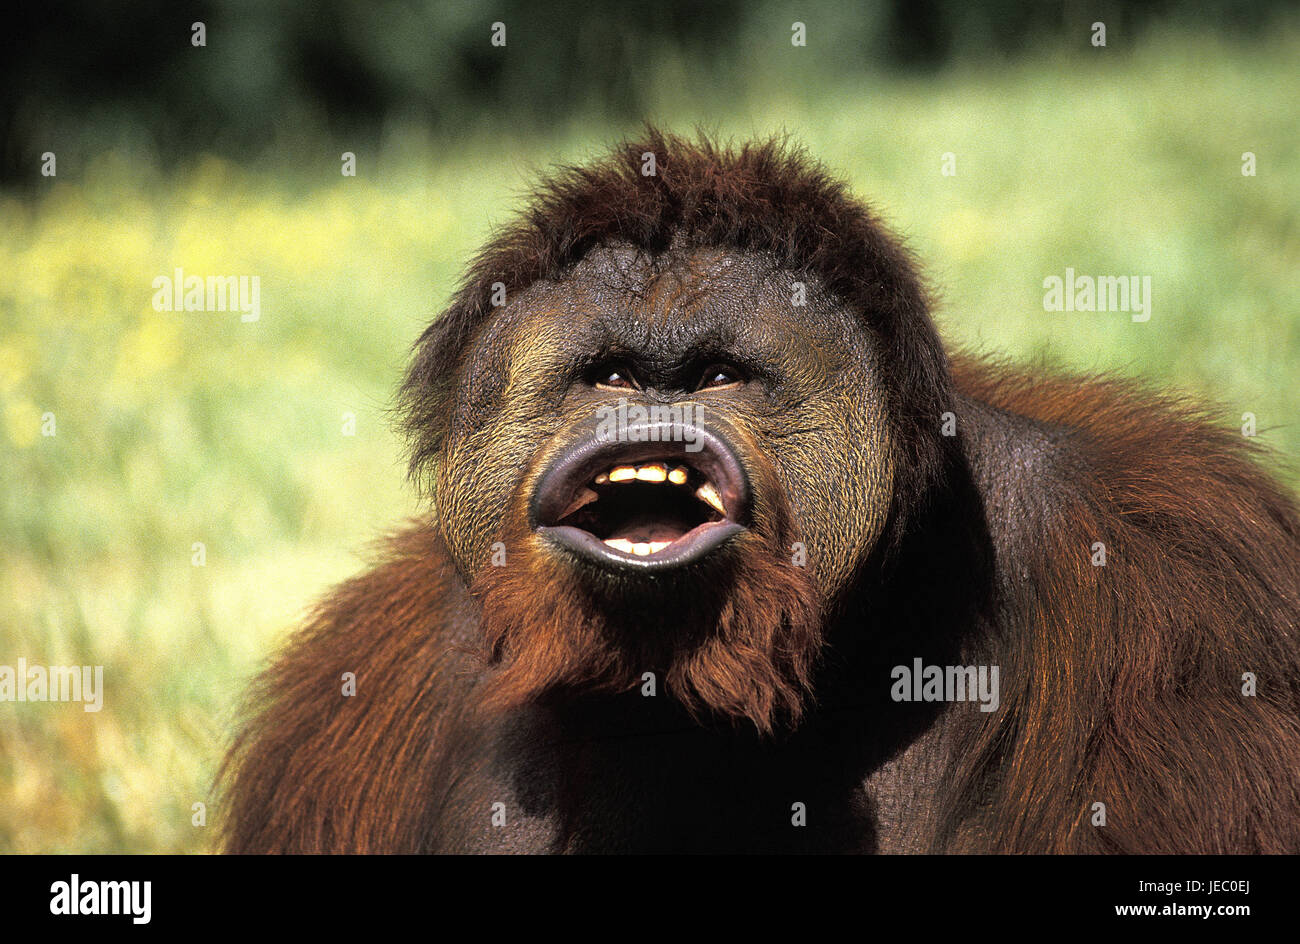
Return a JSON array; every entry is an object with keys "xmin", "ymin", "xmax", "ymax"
[
  {"xmin": 530, "ymin": 423, "xmax": 750, "ymax": 571},
  {"xmin": 538, "ymin": 520, "xmax": 746, "ymax": 571}
]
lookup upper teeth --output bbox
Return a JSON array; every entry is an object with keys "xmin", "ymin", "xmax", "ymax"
[
  {"xmin": 601, "ymin": 462, "xmax": 692, "ymax": 488},
  {"xmin": 695, "ymin": 481, "xmax": 725, "ymax": 516},
  {"xmin": 582, "ymin": 461, "xmax": 729, "ymax": 557},
  {"xmin": 556, "ymin": 487, "xmax": 599, "ymax": 521}
]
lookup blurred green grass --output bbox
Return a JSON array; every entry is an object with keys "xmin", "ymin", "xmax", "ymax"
[{"xmin": 1, "ymin": 27, "xmax": 1297, "ymax": 852}]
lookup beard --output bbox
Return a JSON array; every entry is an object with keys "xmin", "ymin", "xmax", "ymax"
[{"xmin": 468, "ymin": 481, "xmax": 824, "ymax": 734}]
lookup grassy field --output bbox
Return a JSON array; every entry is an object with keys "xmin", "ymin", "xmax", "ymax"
[{"xmin": 2, "ymin": 27, "xmax": 1297, "ymax": 852}]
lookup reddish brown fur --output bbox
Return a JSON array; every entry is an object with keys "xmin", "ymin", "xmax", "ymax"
[
  {"xmin": 219, "ymin": 526, "xmax": 492, "ymax": 853},
  {"xmin": 221, "ymin": 131, "xmax": 1300, "ymax": 854},
  {"xmin": 941, "ymin": 358, "xmax": 1300, "ymax": 852},
  {"xmin": 473, "ymin": 457, "xmax": 822, "ymax": 733}
]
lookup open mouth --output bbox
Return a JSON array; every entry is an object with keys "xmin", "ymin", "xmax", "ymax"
[{"xmin": 530, "ymin": 426, "xmax": 749, "ymax": 571}]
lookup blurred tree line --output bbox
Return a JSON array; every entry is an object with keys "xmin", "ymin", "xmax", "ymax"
[{"xmin": 1, "ymin": 0, "xmax": 1287, "ymax": 187}]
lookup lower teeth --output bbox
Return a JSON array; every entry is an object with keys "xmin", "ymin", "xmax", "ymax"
[{"xmin": 604, "ymin": 538, "xmax": 672, "ymax": 556}]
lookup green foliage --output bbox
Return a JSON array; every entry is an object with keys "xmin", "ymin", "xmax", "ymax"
[{"xmin": 1, "ymin": 28, "xmax": 1295, "ymax": 851}]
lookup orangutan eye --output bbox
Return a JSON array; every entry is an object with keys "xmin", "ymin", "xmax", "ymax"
[
  {"xmin": 594, "ymin": 367, "xmax": 638, "ymax": 390},
  {"xmin": 698, "ymin": 364, "xmax": 743, "ymax": 390}
]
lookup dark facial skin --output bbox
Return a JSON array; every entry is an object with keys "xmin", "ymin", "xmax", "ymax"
[{"xmin": 434, "ymin": 243, "xmax": 896, "ymax": 602}]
